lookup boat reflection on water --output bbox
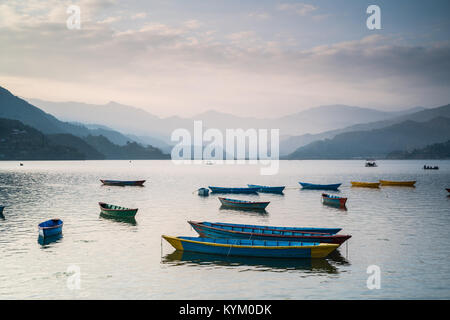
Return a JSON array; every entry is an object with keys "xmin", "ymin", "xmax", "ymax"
[
  {"xmin": 99, "ymin": 213, "xmax": 137, "ymax": 225},
  {"xmin": 38, "ymin": 234, "xmax": 63, "ymax": 246},
  {"xmin": 162, "ymin": 250, "xmax": 349, "ymax": 274},
  {"xmin": 322, "ymin": 202, "xmax": 348, "ymax": 211},
  {"xmin": 219, "ymin": 205, "xmax": 268, "ymax": 215}
]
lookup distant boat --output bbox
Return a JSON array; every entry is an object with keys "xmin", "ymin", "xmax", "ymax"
[
  {"xmin": 197, "ymin": 188, "xmax": 210, "ymax": 196},
  {"xmin": 162, "ymin": 235, "xmax": 339, "ymax": 258},
  {"xmin": 365, "ymin": 160, "xmax": 377, "ymax": 167},
  {"xmin": 188, "ymin": 221, "xmax": 351, "ymax": 245},
  {"xmin": 379, "ymin": 180, "xmax": 416, "ymax": 187},
  {"xmin": 446, "ymin": 188, "xmax": 450, "ymax": 193},
  {"xmin": 38, "ymin": 219, "xmax": 63, "ymax": 238},
  {"xmin": 100, "ymin": 179, "xmax": 145, "ymax": 186},
  {"xmin": 321, "ymin": 193, "xmax": 348, "ymax": 208},
  {"xmin": 247, "ymin": 184, "xmax": 285, "ymax": 194},
  {"xmin": 0, "ymin": 205, "xmax": 4, "ymax": 215},
  {"xmin": 218, "ymin": 197, "xmax": 270, "ymax": 210},
  {"xmin": 299, "ymin": 182, "xmax": 341, "ymax": 190},
  {"xmin": 423, "ymin": 165, "xmax": 439, "ymax": 170},
  {"xmin": 209, "ymin": 186, "xmax": 259, "ymax": 194},
  {"xmin": 351, "ymin": 181, "xmax": 380, "ymax": 188},
  {"xmin": 99, "ymin": 202, "xmax": 138, "ymax": 218}
]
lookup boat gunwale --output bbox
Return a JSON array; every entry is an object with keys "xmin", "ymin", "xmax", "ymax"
[
  {"xmin": 321, "ymin": 193, "xmax": 347, "ymax": 200},
  {"xmin": 38, "ymin": 219, "xmax": 63, "ymax": 230},
  {"xmin": 188, "ymin": 221, "xmax": 337, "ymax": 235}
]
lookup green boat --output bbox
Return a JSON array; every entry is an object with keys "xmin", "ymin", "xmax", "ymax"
[{"xmin": 99, "ymin": 202, "xmax": 138, "ymax": 218}]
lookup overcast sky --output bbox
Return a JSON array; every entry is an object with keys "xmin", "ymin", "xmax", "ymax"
[{"xmin": 0, "ymin": 0, "xmax": 449, "ymax": 117}]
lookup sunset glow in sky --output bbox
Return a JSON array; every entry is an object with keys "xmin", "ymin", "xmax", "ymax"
[{"xmin": 1, "ymin": 0, "xmax": 449, "ymax": 117}]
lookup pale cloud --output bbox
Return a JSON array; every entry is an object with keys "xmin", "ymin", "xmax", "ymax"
[
  {"xmin": 184, "ymin": 19, "xmax": 202, "ymax": 29},
  {"xmin": 131, "ymin": 12, "xmax": 147, "ymax": 20},
  {"xmin": 277, "ymin": 3, "xmax": 318, "ymax": 16},
  {"xmin": 98, "ymin": 16, "xmax": 121, "ymax": 24},
  {"xmin": 248, "ymin": 12, "xmax": 271, "ymax": 20}
]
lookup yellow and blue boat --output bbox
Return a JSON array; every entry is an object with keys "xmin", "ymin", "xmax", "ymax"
[{"xmin": 162, "ymin": 235, "xmax": 339, "ymax": 258}]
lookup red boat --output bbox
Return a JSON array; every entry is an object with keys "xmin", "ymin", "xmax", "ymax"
[{"xmin": 321, "ymin": 193, "xmax": 347, "ymax": 208}]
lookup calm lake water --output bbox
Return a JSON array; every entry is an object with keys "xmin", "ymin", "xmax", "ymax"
[{"xmin": 0, "ymin": 160, "xmax": 449, "ymax": 299}]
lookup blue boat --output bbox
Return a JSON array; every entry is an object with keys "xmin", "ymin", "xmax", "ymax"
[
  {"xmin": 189, "ymin": 221, "xmax": 341, "ymax": 235},
  {"xmin": 299, "ymin": 182, "xmax": 341, "ymax": 190},
  {"xmin": 219, "ymin": 197, "xmax": 270, "ymax": 210},
  {"xmin": 0, "ymin": 205, "xmax": 4, "ymax": 215},
  {"xmin": 188, "ymin": 221, "xmax": 351, "ymax": 245},
  {"xmin": 198, "ymin": 188, "xmax": 210, "ymax": 196},
  {"xmin": 38, "ymin": 219, "xmax": 63, "ymax": 238},
  {"xmin": 162, "ymin": 235, "xmax": 339, "ymax": 258},
  {"xmin": 247, "ymin": 184, "xmax": 285, "ymax": 194},
  {"xmin": 209, "ymin": 186, "xmax": 259, "ymax": 194}
]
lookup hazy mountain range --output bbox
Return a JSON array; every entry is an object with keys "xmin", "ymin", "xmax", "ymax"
[
  {"xmin": 29, "ymin": 98, "xmax": 423, "ymax": 142},
  {"xmin": 280, "ymin": 104, "xmax": 450, "ymax": 155},
  {"xmin": 1, "ymin": 84, "xmax": 449, "ymax": 160},
  {"xmin": 0, "ymin": 86, "xmax": 169, "ymax": 160},
  {"xmin": 286, "ymin": 116, "xmax": 450, "ymax": 159}
]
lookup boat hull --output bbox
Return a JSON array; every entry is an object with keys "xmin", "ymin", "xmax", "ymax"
[
  {"xmin": 209, "ymin": 186, "xmax": 259, "ymax": 194},
  {"xmin": 197, "ymin": 188, "xmax": 210, "ymax": 196},
  {"xmin": 99, "ymin": 202, "xmax": 138, "ymax": 218},
  {"xmin": 0, "ymin": 206, "xmax": 4, "ymax": 215},
  {"xmin": 322, "ymin": 194, "xmax": 347, "ymax": 207},
  {"xmin": 194, "ymin": 221, "xmax": 341, "ymax": 235},
  {"xmin": 162, "ymin": 236, "xmax": 338, "ymax": 258},
  {"xmin": 38, "ymin": 219, "xmax": 63, "ymax": 238},
  {"xmin": 247, "ymin": 185, "xmax": 285, "ymax": 194},
  {"xmin": 218, "ymin": 197, "xmax": 269, "ymax": 210},
  {"xmin": 299, "ymin": 182, "xmax": 341, "ymax": 190},
  {"xmin": 100, "ymin": 179, "xmax": 145, "ymax": 186},
  {"xmin": 379, "ymin": 180, "xmax": 416, "ymax": 187},
  {"xmin": 351, "ymin": 182, "xmax": 380, "ymax": 188},
  {"xmin": 189, "ymin": 221, "xmax": 351, "ymax": 245}
]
